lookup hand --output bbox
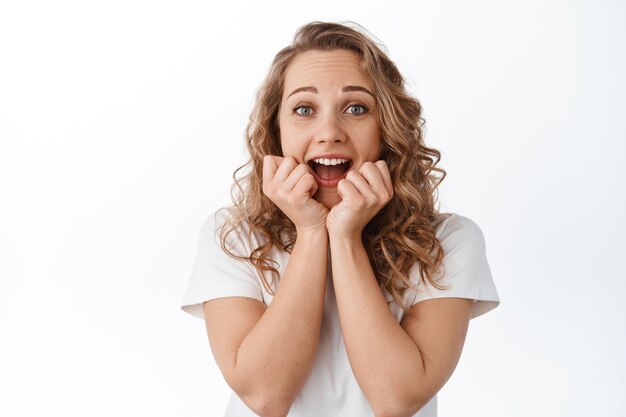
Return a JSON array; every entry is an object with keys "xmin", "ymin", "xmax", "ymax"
[
  {"xmin": 326, "ymin": 160, "xmax": 394, "ymax": 240},
  {"xmin": 262, "ymin": 155, "xmax": 329, "ymax": 233}
]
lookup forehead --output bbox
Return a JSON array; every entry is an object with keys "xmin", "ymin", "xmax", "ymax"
[{"xmin": 283, "ymin": 49, "xmax": 372, "ymax": 92}]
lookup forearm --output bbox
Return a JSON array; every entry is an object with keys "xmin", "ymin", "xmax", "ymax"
[
  {"xmin": 235, "ymin": 228, "xmax": 328, "ymax": 410},
  {"xmin": 329, "ymin": 235, "xmax": 425, "ymax": 415}
]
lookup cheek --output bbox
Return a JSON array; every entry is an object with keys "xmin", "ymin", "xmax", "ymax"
[
  {"xmin": 279, "ymin": 129, "xmax": 304, "ymax": 159},
  {"xmin": 278, "ymin": 116, "xmax": 292, "ymax": 155},
  {"xmin": 361, "ymin": 124, "xmax": 382, "ymax": 158},
  {"xmin": 279, "ymin": 125, "xmax": 293, "ymax": 148}
]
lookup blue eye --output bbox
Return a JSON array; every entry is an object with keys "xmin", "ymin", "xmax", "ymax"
[
  {"xmin": 294, "ymin": 106, "xmax": 313, "ymax": 116},
  {"xmin": 347, "ymin": 104, "xmax": 368, "ymax": 115}
]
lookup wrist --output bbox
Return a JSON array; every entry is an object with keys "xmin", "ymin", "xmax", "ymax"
[
  {"xmin": 296, "ymin": 225, "xmax": 329, "ymax": 241},
  {"xmin": 328, "ymin": 230, "xmax": 363, "ymax": 246}
]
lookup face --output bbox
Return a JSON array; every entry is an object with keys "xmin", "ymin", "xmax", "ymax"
[{"xmin": 278, "ymin": 49, "xmax": 382, "ymax": 209}]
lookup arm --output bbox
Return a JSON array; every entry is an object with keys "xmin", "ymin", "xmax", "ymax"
[
  {"xmin": 329, "ymin": 234, "xmax": 472, "ymax": 417},
  {"xmin": 204, "ymin": 228, "xmax": 328, "ymax": 417},
  {"xmin": 326, "ymin": 161, "xmax": 472, "ymax": 416},
  {"xmin": 203, "ymin": 155, "xmax": 329, "ymax": 417}
]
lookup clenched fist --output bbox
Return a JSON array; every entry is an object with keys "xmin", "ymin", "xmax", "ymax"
[
  {"xmin": 262, "ymin": 155, "xmax": 329, "ymax": 234},
  {"xmin": 326, "ymin": 160, "xmax": 394, "ymax": 240}
]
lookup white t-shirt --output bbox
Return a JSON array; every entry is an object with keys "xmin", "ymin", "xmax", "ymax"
[{"xmin": 181, "ymin": 208, "xmax": 500, "ymax": 417}]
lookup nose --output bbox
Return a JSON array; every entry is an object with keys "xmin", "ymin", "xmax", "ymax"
[{"xmin": 315, "ymin": 112, "xmax": 347, "ymax": 144}]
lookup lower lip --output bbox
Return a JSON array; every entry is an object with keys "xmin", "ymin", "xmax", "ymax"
[{"xmin": 310, "ymin": 166, "xmax": 351, "ymax": 188}]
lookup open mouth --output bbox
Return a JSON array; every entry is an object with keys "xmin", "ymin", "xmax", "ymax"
[{"xmin": 307, "ymin": 157, "xmax": 353, "ymax": 180}]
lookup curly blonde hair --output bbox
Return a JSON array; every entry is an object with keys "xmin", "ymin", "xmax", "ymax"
[{"xmin": 220, "ymin": 21, "xmax": 449, "ymax": 312}]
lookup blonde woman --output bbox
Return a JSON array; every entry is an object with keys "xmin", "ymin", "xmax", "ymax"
[{"xmin": 181, "ymin": 21, "xmax": 500, "ymax": 417}]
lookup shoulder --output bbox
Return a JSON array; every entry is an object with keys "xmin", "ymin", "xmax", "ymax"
[
  {"xmin": 200, "ymin": 206, "xmax": 251, "ymax": 239},
  {"xmin": 182, "ymin": 207, "xmax": 266, "ymax": 319},
  {"xmin": 199, "ymin": 206, "xmax": 280, "ymax": 259},
  {"xmin": 434, "ymin": 212, "xmax": 487, "ymax": 252},
  {"xmin": 193, "ymin": 207, "xmax": 253, "ymax": 257},
  {"xmin": 200, "ymin": 206, "xmax": 240, "ymax": 233},
  {"xmin": 411, "ymin": 212, "xmax": 500, "ymax": 319}
]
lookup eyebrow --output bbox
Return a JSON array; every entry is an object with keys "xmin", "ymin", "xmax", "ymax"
[
  {"xmin": 342, "ymin": 85, "xmax": 375, "ymax": 97},
  {"xmin": 287, "ymin": 85, "xmax": 375, "ymax": 98}
]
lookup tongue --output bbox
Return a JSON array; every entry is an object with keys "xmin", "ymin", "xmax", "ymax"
[{"xmin": 315, "ymin": 164, "xmax": 346, "ymax": 180}]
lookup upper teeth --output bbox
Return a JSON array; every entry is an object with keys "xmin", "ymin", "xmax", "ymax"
[{"xmin": 313, "ymin": 158, "xmax": 349, "ymax": 166}]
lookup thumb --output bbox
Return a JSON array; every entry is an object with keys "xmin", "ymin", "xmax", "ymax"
[
  {"xmin": 336, "ymin": 179, "xmax": 348, "ymax": 200},
  {"xmin": 309, "ymin": 176, "xmax": 319, "ymax": 197}
]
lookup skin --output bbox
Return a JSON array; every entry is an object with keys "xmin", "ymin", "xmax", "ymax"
[
  {"xmin": 205, "ymin": 49, "xmax": 473, "ymax": 417},
  {"xmin": 278, "ymin": 49, "xmax": 382, "ymax": 195}
]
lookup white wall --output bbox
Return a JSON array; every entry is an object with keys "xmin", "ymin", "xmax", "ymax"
[{"xmin": 1, "ymin": 0, "xmax": 624, "ymax": 416}]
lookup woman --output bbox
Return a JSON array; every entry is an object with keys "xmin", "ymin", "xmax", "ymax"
[{"xmin": 181, "ymin": 21, "xmax": 500, "ymax": 417}]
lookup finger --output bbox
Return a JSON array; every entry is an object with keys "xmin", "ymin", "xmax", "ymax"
[
  {"xmin": 283, "ymin": 163, "xmax": 310, "ymax": 190},
  {"xmin": 274, "ymin": 156, "xmax": 298, "ymax": 182},
  {"xmin": 359, "ymin": 162, "xmax": 386, "ymax": 193},
  {"xmin": 344, "ymin": 170, "xmax": 377, "ymax": 202},
  {"xmin": 292, "ymin": 172, "xmax": 318, "ymax": 199},
  {"xmin": 262, "ymin": 155, "xmax": 280, "ymax": 191},
  {"xmin": 375, "ymin": 160, "xmax": 394, "ymax": 198},
  {"xmin": 337, "ymin": 177, "xmax": 360, "ymax": 201}
]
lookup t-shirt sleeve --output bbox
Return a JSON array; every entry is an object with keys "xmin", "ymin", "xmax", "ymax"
[
  {"xmin": 180, "ymin": 209, "xmax": 264, "ymax": 320},
  {"xmin": 411, "ymin": 214, "xmax": 500, "ymax": 319}
]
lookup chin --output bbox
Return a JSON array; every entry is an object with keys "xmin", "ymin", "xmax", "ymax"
[
  {"xmin": 315, "ymin": 189, "xmax": 341, "ymax": 210},
  {"xmin": 320, "ymin": 200, "xmax": 336, "ymax": 210}
]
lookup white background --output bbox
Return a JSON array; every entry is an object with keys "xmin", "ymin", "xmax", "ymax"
[{"xmin": 1, "ymin": 0, "xmax": 624, "ymax": 416}]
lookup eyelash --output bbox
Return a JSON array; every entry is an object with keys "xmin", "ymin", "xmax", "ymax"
[{"xmin": 292, "ymin": 103, "xmax": 369, "ymax": 116}]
